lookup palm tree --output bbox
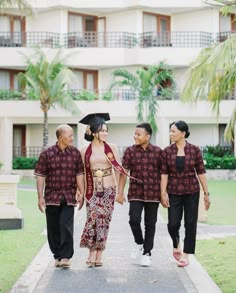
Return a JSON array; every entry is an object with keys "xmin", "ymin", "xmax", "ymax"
[
  {"xmin": 109, "ymin": 62, "xmax": 175, "ymax": 133},
  {"xmin": 181, "ymin": 34, "xmax": 236, "ymax": 142},
  {"xmin": 0, "ymin": 0, "xmax": 31, "ymax": 13},
  {"xmin": 18, "ymin": 48, "xmax": 78, "ymax": 148}
]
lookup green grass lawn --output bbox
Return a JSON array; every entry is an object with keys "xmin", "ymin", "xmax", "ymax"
[
  {"xmin": 0, "ymin": 188, "xmax": 46, "ymax": 293},
  {"xmin": 196, "ymin": 237, "xmax": 236, "ymax": 293}
]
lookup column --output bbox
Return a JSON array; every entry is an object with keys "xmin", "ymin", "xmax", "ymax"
[{"xmin": 0, "ymin": 118, "xmax": 13, "ymax": 174}]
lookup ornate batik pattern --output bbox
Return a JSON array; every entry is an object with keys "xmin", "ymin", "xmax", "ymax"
[{"xmin": 80, "ymin": 187, "xmax": 115, "ymax": 250}]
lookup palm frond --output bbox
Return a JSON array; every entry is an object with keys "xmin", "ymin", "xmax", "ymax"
[{"xmin": 224, "ymin": 105, "xmax": 236, "ymax": 142}]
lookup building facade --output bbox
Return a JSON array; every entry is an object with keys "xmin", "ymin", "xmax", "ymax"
[{"xmin": 0, "ymin": 0, "xmax": 235, "ymax": 173}]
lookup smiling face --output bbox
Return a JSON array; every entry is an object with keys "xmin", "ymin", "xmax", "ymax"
[
  {"xmin": 134, "ymin": 127, "xmax": 150, "ymax": 147},
  {"xmin": 95, "ymin": 124, "xmax": 108, "ymax": 142},
  {"xmin": 169, "ymin": 124, "xmax": 185, "ymax": 143}
]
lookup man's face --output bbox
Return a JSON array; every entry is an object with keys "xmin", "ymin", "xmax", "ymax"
[
  {"xmin": 60, "ymin": 128, "xmax": 74, "ymax": 147},
  {"xmin": 134, "ymin": 127, "xmax": 150, "ymax": 146}
]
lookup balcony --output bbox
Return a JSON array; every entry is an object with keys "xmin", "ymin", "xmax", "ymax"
[
  {"xmin": 139, "ymin": 31, "xmax": 213, "ymax": 48},
  {"xmin": 0, "ymin": 31, "xmax": 233, "ymax": 49},
  {"xmin": 216, "ymin": 31, "xmax": 236, "ymax": 43},
  {"xmin": 64, "ymin": 32, "xmax": 137, "ymax": 48},
  {"xmin": 13, "ymin": 145, "xmax": 127, "ymax": 159},
  {"xmin": 0, "ymin": 32, "xmax": 60, "ymax": 48},
  {"xmin": 1, "ymin": 88, "xmax": 235, "ymax": 102}
]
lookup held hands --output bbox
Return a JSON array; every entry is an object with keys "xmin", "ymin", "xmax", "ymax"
[
  {"xmin": 161, "ymin": 193, "xmax": 170, "ymax": 208},
  {"xmin": 76, "ymin": 191, "xmax": 84, "ymax": 210},
  {"xmin": 38, "ymin": 197, "xmax": 46, "ymax": 213},
  {"xmin": 115, "ymin": 193, "xmax": 126, "ymax": 205}
]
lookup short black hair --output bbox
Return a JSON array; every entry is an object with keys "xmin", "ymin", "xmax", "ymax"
[
  {"xmin": 136, "ymin": 123, "xmax": 152, "ymax": 136},
  {"xmin": 171, "ymin": 120, "xmax": 190, "ymax": 138}
]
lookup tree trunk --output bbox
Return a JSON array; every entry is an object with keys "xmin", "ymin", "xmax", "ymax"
[{"xmin": 43, "ymin": 111, "xmax": 48, "ymax": 148}]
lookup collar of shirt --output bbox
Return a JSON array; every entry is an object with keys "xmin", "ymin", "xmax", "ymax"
[
  {"xmin": 55, "ymin": 142, "xmax": 72, "ymax": 154},
  {"xmin": 171, "ymin": 141, "xmax": 189, "ymax": 153},
  {"xmin": 134, "ymin": 143, "xmax": 154, "ymax": 152}
]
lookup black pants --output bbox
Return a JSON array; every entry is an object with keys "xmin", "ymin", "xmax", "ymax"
[
  {"xmin": 129, "ymin": 201, "xmax": 159, "ymax": 255},
  {"xmin": 45, "ymin": 202, "xmax": 74, "ymax": 260},
  {"xmin": 167, "ymin": 192, "xmax": 200, "ymax": 254}
]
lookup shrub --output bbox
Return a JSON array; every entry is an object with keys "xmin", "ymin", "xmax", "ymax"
[
  {"xmin": 203, "ymin": 153, "xmax": 236, "ymax": 169},
  {"xmin": 203, "ymin": 145, "xmax": 232, "ymax": 157},
  {"xmin": 13, "ymin": 157, "xmax": 38, "ymax": 169},
  {"xmin": 0, "ymin": 161, "xmax": 3, "ymax": 169}
]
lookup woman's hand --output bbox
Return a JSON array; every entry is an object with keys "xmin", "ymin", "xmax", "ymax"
[
  {"xmin": 204, "ymin": 195, "xmax": 210, "ymax": 211},
  {"xmin": 161, "ymin": 193, "xmax": 170, "ymax": 208},
  {"xmin": 115, "ymin": 193, "xmax": 126, "ymax": 205}
]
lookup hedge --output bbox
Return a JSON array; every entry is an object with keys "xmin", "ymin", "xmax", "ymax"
[{"xmin": 13, "ymin": 157, "xmax": 38, "ymax": 169}]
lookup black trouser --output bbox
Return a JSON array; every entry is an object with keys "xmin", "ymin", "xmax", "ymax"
[
  {"xmin": 129, "ymin": 201, "xmax": 159, "ymax": 255},
  {"xmin": 45, "ymin": 201, "xmax": 74, "ymax": 260},
  {"xmin": 167, "ymin": 192, "xmax": 200, "ymax": 254}
]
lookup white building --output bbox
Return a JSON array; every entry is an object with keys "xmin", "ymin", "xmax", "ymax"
[{"xmin": 0, "ymin": 0, "xmax": 235, "ymax": 173}]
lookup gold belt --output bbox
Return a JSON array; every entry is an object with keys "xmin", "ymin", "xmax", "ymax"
[{"xmin": 92, "ymin": 167, "xmax": 112, "ymax": 178}]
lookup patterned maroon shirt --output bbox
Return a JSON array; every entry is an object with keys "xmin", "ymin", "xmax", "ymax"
[
  {"xmin": 161, "ymin": 142, "xmax": 206, "ymax": 195},
  {"xmin": 34, "ymin": 144, "xmax": 84, "ymax": 206},
  {"xmin": 122, "ymin": 143, "xmax": 162, "ymax": 202}
]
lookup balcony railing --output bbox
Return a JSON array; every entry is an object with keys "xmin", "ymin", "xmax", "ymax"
[
  {"xmin": 139, "ymin": 31, "xmax": 213, "ymax": 48},
  {"xmin": 64, "ymin": 32, "xmax": 137, "ymax": 48},
  {"xmin": 1, "ymin": 88, "xmax": 235, "ymax": 101},
  {"xmin": 0, "ymin": 31, "xmax": 234, "ymax": 49},
  {"xmin": 216, "ymin": 31, "xmax": 236, "ymax": 43},
  {"xmin": 13, "ymin": 146, "xmax": 127, "ymax": 159},
  {"xmin": 0, "ymin": 32, "xmax": 60, "ymax": 48},
  {"xmin": 13, "ymin": 146, "xmax": 43, "ymax": 158}
]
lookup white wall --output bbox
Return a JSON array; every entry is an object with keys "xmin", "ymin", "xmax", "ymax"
[
  {"xmin": 27, "ymin": 9, "xmax": 64, "ymax": 33},
  {"xmin": 106, "ymin": 10, "xmax": 139, "ymax": 33},
  {"xmin": 187, "ymin": 124, "xmax": 218, "ymax": 147},
  {"xmin": 172, "ymin": 9, "xmax": 219, "ymax": 33}
]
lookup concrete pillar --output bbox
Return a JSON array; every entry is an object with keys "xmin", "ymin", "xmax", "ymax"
[
  {"xmin": 0, "ymin": 174, "xmax": 23, "ymax": 229},
  {"xmin": 155, "ymin": 118, "xmax": 170, "ymax": 149},
  {"xmin": 77, "ymin": 122, "xmax": 87, "ymax": 150},
  {"xmin": 0, "ymin": 118, "xmax": 13, "ymax": 174}
]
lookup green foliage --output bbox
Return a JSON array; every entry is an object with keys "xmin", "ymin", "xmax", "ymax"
[
  {"xmin": 18, "ymin": 48, "xmax": 79, "ymax": 147},
  {"xmin": 110, "ymin": 62, "xmax": 175, "ymax": 133},
  {"xmin": 181, "ymin": 34, "xmax": 236, "ymax": 142},
  {"xmin": 203, "ymin": 145, "xmax": 235, "ymax": 169},
  {"xmin": 102, "ymin": 91, "xmax": 113, "ymax": 101},
  {"xmin": 0, "ymin": 161, "xmax": 3, "ymax": 169},
  {"xmin": 0, "ymin": 89, "xmax": 24, "ymax": 100},
  {"xmin": 72, "ymin": 90, "xmax": 97, "ymax": 101},
  {"xmin": 13, "ymin": 157, "xmax": 38, "ymax": 169}
]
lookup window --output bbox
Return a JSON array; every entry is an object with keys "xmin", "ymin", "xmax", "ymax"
[
  {"xmin": 70, "ymin": 70, "xmax": 98, "ymax": 92},
  {"xmin": 68, "ymin": 13, "xmax": 97, "ymax": 47},
  {"xmin": 219, "ymin": 124, "xmax": 232, "ymax": 147},
  {"xmin": 143, "ymin": 13, "xmax": 170, "ymax": 47},
  {"xmin": 0, "ymin": 70, "xmax": 21, "ymax": 90},
  {"xmin": 0, "ymin": 15, "xmax": 25, "ymax": 46}
]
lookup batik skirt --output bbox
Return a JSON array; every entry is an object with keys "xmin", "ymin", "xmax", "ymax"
[{"xmin": 80, "ymin": 187, "xmax": 116, "ymax": 251}]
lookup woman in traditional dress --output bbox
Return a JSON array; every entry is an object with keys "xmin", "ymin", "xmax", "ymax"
[{"xmin": 79, "ymin": 113, "xmax": 123, "ymax": 267}]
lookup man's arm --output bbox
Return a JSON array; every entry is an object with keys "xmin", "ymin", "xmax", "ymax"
[
  {"xmin": 36, "ymin": 176, "xmax": 46, "ymax": 213},
  {"xmin": 160, "ymin": 174, "xmax": 169, "ymax": 208},
  {"xmin": 76, "ymin": 174, "xmax": 85, "ymax": 210}
]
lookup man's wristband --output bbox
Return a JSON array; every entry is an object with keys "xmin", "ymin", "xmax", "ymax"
[{"xmin": 204, "ymin": 192, "xmax": 210, "ymax": 196}]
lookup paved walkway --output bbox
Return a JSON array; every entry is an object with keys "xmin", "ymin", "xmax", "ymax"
[{"xmin": 10, "ymin": 192, "xmax": 230, "ymax": 293}]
